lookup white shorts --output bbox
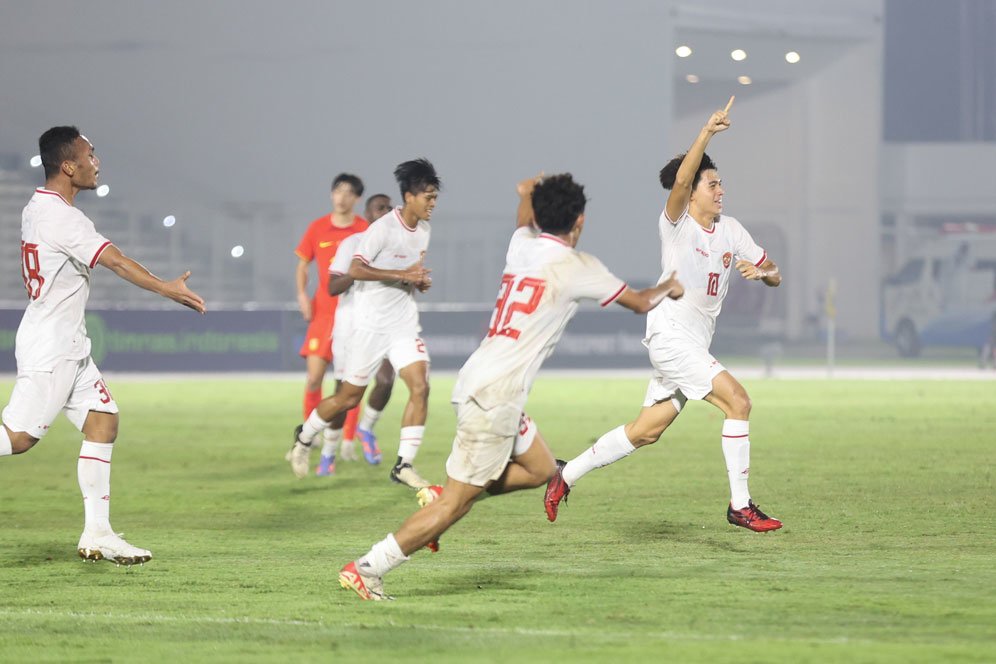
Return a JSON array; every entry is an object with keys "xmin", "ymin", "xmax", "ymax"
[
  {"xmin": 343, "ymin": 329, "xmax": 429, "ymax": 387},
  {"xmin": 2, "ymin": 357, "xmax": 119, "ymax": 439},
  {"xmin": 330, "ymin": 317, "xmax": 353, "ymax": 382},
  {"xmin": 445, "ymin": 399, "xmax": 537, "ymax": 487},
  {"xmin": 643, "ymin": 331, "xmax": 725, "ymax": 404}
]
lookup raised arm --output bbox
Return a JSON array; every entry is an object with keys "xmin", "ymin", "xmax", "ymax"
[
  {"xmin": 665, "ymin": 96, "xmax": 734, "ymax": 222},
  {"xmin": 97, "ymin": 244, "xmax": 206, "ymax": 313},
  {"xmin": 614, "ymin": 271, "xmax": 684, "ymax": 313},
  {"xmin": 516, "ymin": 173, "xmax": 544, "ymax": 228}
]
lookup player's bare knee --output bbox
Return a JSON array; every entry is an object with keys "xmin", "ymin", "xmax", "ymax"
[
  {"xmin": 408, "ymin": 379, "xmax": 429, "ymax": 404},
  {"xmin": 340, "ymin": 391, "xmax": 363, "ymax": 410},
  {"xmin": 86, "ymin": 426, "xmax": 118, "ymax": 444},
  {"xmin": 730, "ymin": 391, "xmax": 752, "ymax": 419}
]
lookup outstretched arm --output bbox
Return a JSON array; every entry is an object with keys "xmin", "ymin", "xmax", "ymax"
[
  {"xmin": 665, "ymin": 96, "xmax": 734, "ymax": 223},
  {"xmin": 97, "ymin": 244, "xmax": 206, "ymax": 313},
  {"xmin": 614, "ymin": 271, "xmax": 684, "ymax": 313},
  {"xmin": 736, "ymin": 258, "xmax": 781, "ymax": 287},
  {"xmin": 516, "ymin": 173, "xmax": 544, "ymax": 228}
]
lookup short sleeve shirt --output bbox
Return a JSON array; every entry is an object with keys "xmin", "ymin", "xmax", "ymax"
[
  {"xmin": 646, "ymin": 208, "xmax": 765, "ymax": 347},
  {"xmin": 452, "ymin": 226, "xmax": 627, "ymax": 410},
  {"xmin": 351, "ymin": 208, "xmax": 430, "ymax": 334},
  {"xmin": 16, "ymin": 188, "xmax": 113, "ymax": 370}
]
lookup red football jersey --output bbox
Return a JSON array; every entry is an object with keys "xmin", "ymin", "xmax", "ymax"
[{"xmin": 295, "ymin": 214, "xmax": 369, "ymax": 315}]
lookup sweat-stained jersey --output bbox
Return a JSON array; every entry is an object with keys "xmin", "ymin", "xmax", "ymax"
[
  {"xmin": 452, "ymin": 225, "xmax": 627, "ymax": 411},
  {"xmin": 351, "ymin": 208, "xmax": 430, "ymax": 334},
  {"xmin": 645, "ymin": 208, "xmax": 765, "ymax": 347},
  {"xmin": 16, "ymin": 188, "xmax": 113, "ymax": 371}
]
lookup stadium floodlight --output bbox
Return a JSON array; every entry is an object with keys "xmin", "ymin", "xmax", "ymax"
[
  {"xmin": 785, "ymin": 51, "xmax": 801, "ymax": 64},
  {"xmin": 96, "ymin": 184, "xmax": 110, "ymax": 197},
  {"xmin": 29, "ymin": 155, "xmax": 42, "ymax": 168},
  {"xmin": 685, "ymin": 74, "xmax": 700, "ymax": 83},
  {"xmin": 163, "ymin": 215, "xmax": 176, "ymax": 228},
  {"xmin": 675, "ymin": 45, "xmax": 692, "ymax": 58},
  {"xmin": 231, "ymin": 245, "xmax": 245, "ymax": 258},
  {"xmin": 737, "ymin": 75, "xmax": 752, "ymax": 85},
  {"xmin": 731, "ymin": 49, "xmax": 747, "ymax": 62}
]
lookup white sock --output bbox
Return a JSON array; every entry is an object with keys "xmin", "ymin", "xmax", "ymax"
[
  {"xmin": 321, "ymin": 428, "xmax": 343, "ymax": 457},
  {"xmin": 722, "ymin": 419, "xmax": 751, "ymax": 510},
  {"xmin": 78, "ymin": 441, "xmax": 113, "ymax": 533},
  {"xmin": 359, "ymin": 407, "xmax": 382, "ymax": 432},
  {"xmin": 357, "ymin": 533, "xmax": 409, "ymax": 577},
  {"xmin": 0, "ymin": 427, "xmax": 11, "ymax": 457},
  {"xmin": 397, "ymin": 425, "xmax": 424, "ymax": 464},
  {"xmin": 299, "ymin": 409, "xmax": 330, "ymax": 445},
  {"xmin": 562, "ymin": 425, "xmax": 636, "ymax": 487}
]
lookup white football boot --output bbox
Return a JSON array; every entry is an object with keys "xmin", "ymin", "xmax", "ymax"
[
  {"xmin": 288, "ymin": 425, "xmax": 312, "ymax": 478},
  {"xmin": 389, "ymin": 461, "xmax": 430, "ymax": 489},
  {"xmin": 339, "ymin": 438, "xmax": 359, "ymax": 462},
  {"xmin": 78, "ymin": 530, "xmax": 152, "ymax": 566}
]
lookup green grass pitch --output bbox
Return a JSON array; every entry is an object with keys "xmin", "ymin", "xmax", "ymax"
[{"xmin": 0, "ymin": 375, "xmax": 993, "ymax": 662}]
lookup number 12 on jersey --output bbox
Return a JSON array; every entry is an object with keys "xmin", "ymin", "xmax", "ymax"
[{"xmin": 487, "ymin": 273, "xmax": 546, "ymax": 340}]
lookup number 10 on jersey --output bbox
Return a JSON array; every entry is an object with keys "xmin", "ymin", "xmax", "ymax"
[{"xmin": 487, "ymin": 273, "xmax": 546, "ymax": 340}]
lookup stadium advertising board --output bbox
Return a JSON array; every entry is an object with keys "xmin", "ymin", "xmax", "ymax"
[{"xmin": 0, "ymin": 308, "xmax": 656, "ymax": 372}]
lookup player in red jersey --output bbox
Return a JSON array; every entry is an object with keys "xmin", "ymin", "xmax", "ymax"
[{"xmin": 294, "ymin": 174, "xmax": 369, "ymax": 461}]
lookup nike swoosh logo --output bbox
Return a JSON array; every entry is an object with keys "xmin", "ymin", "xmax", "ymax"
[{"xmin": 319, "ymin": 241, "xmax": 336, "ymax": 248}]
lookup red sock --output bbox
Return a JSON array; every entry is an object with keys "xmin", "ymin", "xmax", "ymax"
[
  {"xmin": 343, "ymin": 405, "xmax": 360, "ymax": 441},
  {"xmin": 304, "ymin": 388, "xmax": 322, "ymax": 420}
]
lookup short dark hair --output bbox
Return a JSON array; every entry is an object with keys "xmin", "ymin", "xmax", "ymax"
[
  {"xmin": 658, "ymin": 152, "xmax": 718, "ymax": 191},
  {"xmin": 332, "ymin": 173, "xmax": 364, "ymax": 196},
  {"xmin": 39, "ymin": 126, "xmax": 82, "ymax": 179},
  {"xmin": 393, "ymin": 158, "xmax": 440, "ymax": 198},
  {"xmin": 532, "ymin": 173, "xmax": 587, "ymax": 234},
  {"xmin": 365, "ymin": 193, "xmax": 390, "ymax": 208}
]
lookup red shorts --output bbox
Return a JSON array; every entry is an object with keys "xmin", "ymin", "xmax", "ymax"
[{"xmin": 299, "ymin": 314, "xmax": 333, "ymax": 361}]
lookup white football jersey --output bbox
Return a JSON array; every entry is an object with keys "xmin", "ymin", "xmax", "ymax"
[
  {"xmin": 16, "ymin": 189, "xmax": 112, "ymax": 371},
  {"xmin": 646, "ymin": 207, "xmax": 765, "ymax": 347},
  {"xmin": 351, "ymin": 208, "xmax": 429, "ymax": 334},
  {"xmin": 452, "ymin": 226, "xmax": 627, "ymax": 410},
  {"xmin": 328, "ymin": 231, "xmax": 362, "ymax": 339}
]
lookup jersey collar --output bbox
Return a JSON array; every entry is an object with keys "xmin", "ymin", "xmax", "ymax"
[{"xmin": 36, "ymin": 188, "xmax": 71, "ymax": 206}]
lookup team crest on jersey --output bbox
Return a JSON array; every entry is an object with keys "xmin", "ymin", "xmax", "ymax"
[{"xmin": 722, "ymin": 252, "xmax": 732, "ymax": 269}]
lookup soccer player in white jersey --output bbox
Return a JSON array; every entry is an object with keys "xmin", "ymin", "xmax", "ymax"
[
  {"xmin": 0, "ymin": 126, "xmax": 206, "ymax": 565},
  {"xmin": 545, "ymin": 97, "xmax": 785, "ymax": 532},
  {"xmin": 313, "ymin": 224, "xmax": 398, "ymax": 475},
  {"xmin": 337, "ymin": 173, "xmax": 683, "ymax": 600},
  {"xmin": 288, "ymin": 160, "xmax": 437, "ymax": 489}
]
